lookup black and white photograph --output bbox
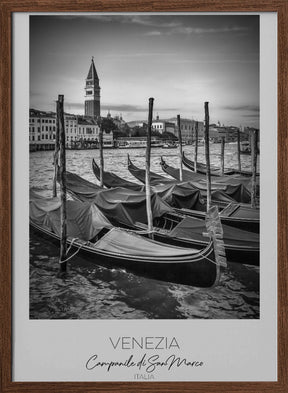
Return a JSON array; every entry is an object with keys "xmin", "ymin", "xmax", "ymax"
[{"xmin": 29, "ymin": 14, "xmax": 260, "ymax": 320}]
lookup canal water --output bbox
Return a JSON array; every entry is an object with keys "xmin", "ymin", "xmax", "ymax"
[{"xmin": 30, "ymin": 144, "xmax": 260, "ymax": 319}]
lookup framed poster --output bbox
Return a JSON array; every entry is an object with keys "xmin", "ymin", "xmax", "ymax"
[{"xmin": 0, "ymin": 1, "xmax": 287, "ymax": 392}]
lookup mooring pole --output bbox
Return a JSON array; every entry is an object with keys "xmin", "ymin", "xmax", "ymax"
[
  {"xmin": 52, "ymin": 101, "xmax": 60, "ymax": 197},
  {"xmin": 237, "ymin": 129, "xmax": 242, "ymax": 172},
  {"xmin": 99, "ymin": 121, "xmax": 104, "ymax": 187},
  {"xmin": 146, "ymin": 98, "xmax": 154, "ymax": 237},
  {"xmin": 204, "ymin": 102, "xmax": 212, "ymax": 211},
  {"xmin": 220, "ymin": 136, "xmax": 225, "ymax": 176},
  {"xmin": 194, "ymin": 121, "xmax": 198, "ymax": 173},
  {"xmin": 250, "ymin": 129, "xmax": 258, "ymax": 208},
  {"xmin": 58, "ymin": 95, "xmax": 67, "ymax": 273},
  {"xmin": 177, "ymin": 114, "xmax": 183, "ymax": 181}
]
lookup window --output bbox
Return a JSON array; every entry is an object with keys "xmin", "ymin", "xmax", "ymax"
[{"xmin": 42, "ymin": 135, "xmax": 44, "ymax": 139}]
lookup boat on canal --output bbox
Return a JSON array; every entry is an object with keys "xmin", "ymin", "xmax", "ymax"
[
  {"xmin": 182, "ymin": 151, "xmax": 259, "ymax": 177},
  {"xmin": 29, "ymin": 190, "xmax": 222, "ymax": 288},
  {"xmin": 93, "ymin": 158, "xmax": 259, "ymax": 233},
  {"xmin": 63, "ymin": 168, "xmax": 260, "ymax": 265}
]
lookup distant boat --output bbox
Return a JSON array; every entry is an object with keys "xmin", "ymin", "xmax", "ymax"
[
  {"xmin": 121, "ymin": 140, "xmax": 147, "ymax": 148},
  {"xmin": 162, "ymin": 142, "xmax": 177, "ymax": 149},
  {"xmin": 119, "ymin": 140, "xmax": 163, "ymax": 148}
]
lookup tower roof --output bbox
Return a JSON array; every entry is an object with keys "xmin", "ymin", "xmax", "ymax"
[{"xmin": 86, "ymin": 57, "xmax": 99, "ymax": 81}]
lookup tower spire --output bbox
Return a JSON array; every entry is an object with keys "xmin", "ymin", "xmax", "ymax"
[{"xmin": 85, "ymin": 57, "xmax": 101, "ymax": 118}]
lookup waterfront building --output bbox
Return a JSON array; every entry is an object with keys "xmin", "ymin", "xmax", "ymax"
[
  {"xmin": 84, "ymin": 57, "xmax": 101, "ymax": 118},
  {"xmin": 77, "ymin": 117, "xmax": 100, "ymax": 147},
  {"xmin": 168, "ymin": 118, "xmax": 204, "ymax": 144},
  {"xmin": 29, "ymin": 109, "xmax": 56, "ymax": 151},
  {"xmin": 152, "ymin": 116, "xmax": 176, "ymax": 135},
  {"xmin": 65, "ymin": 114, "xmax": 78, "ymax": 147},
  {"xmin": 209, "ymin": 125, "xmax": 241, "ymax": 143}
]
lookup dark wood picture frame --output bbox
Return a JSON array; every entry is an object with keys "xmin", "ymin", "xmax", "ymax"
[{"xmin": 0, "ymin": 1, "xmax": 287, "ymax": 392}]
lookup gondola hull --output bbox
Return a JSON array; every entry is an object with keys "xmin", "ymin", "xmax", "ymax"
[
  {"xmin": 182, "ymin": 151, "xmax": 259, "ymax": 177},
  {"xmin": 30, "ymin": 222, "xmax": 220, "ymax": 288}
]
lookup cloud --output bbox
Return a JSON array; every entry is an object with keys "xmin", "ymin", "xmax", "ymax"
[
  {"xmin": 65, "ymin": 102, "xmax": 179, "ymax": 114},
  {"xmin": 242, "ymin": 114, "xmax": 260, "ymax": 118},
  {"xmin": 222, "ymin": 105, "xmax": 259, "ymax": 112},
  {"xmin": 168, "ymin": 25, "xmax": 249, "ymax": 35},
  {"xmin": 123, "ymin": 15, "xmax": 181, "ymax": 28},
  {"xmin": 66, "ymin": 102, "xmax": 83, "ymax": 110},
  {"xmin": 101, "ymin": 104, "xmax": 178, "ymax": 113},
  {"xmin": 144, "ymin": 31, "xmax": 162, "ymax": 36}
]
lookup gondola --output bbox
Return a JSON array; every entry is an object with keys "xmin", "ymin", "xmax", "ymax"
[
  {"xmin": 127, "ymin": 155, "xmax": 253, "ymax": 205},
  {"xmin": 160, "ymin": 157, "xmax": 253, "ymax": 203},
  {"xmin": 93, "ymin": 159, "xmax": 259, "ymax": 233},
  {"xmin": 182, "ymin": 151, "xmax": 259, "ymax": 177},
  {"xmin": 63, "ymin": 169, "xmax": 260, "ymax": 265},
  {"xmin": 129, "ymin": 154, "xmax": 258, "ymax": 191},
  {"xmin": 30, "ymin": 190, "xmax": 222, "ymax": 288}
]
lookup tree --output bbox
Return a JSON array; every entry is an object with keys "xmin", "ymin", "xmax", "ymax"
[
  {"xmin": 98, "ymin": 117, "xmax": 118, "ymax": 133},
  {"xmin": 161, "ymin": 131, "xmax": 177, "ymax": 140}
]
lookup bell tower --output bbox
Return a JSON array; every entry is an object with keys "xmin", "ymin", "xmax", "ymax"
[{"xmin": 84, "ymin": 57, "xmax": 101, "ymax": 118}]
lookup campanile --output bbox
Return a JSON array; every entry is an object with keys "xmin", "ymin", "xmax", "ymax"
[{"xmin": 84, "ymin": 57, "xmax": 101, "ymax": 118}]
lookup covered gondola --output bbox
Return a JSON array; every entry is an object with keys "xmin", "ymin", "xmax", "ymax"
[
  {"xmin": 93, "ymin": 159, "xmax": 259, "ymax": 233},
  {"xmin": 160, "ymin": 157, "xmax": 252, "ymax": 204},
  {"xmin": 182, "ymin": 151, "xmax": 259, "ymax": 177},
  {"xmin": 63, "ymin": 170, "xmax": 260, "ymax": 265},
  {"xmin": 30, "ymin": 191, "xmax": 222, "ymax": 288}
]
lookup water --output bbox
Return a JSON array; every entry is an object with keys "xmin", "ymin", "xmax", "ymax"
[{"xmin": 30, "ymin": 144, "xmax": 259, "ymax": 319}]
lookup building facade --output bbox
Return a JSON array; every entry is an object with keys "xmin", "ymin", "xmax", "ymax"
[
  {"xmin": 152, "ymin": 118, "xmax": 176, "ymax": 135},
  {"xmin": 169, "ymin": 118, "xmax": 204, "ymax": 144},
  {"xmin": 209, "ymin": 125, "xmax": 241, "ymax": 143},
  {"xmin": 29, "ymin": 109, "xmax": 114, "ymax": 150}
]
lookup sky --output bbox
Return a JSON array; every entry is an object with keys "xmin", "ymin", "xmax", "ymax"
[{"xmin": 30, "ymin": 14, "xmax": 259, "ymax": 127}]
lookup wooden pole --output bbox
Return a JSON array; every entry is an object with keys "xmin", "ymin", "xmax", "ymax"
[
  {"xmin": 237, "ymin": 129, "xmax": 242, "ymax": 172},
  {"xmin": 58, "ymin": 95, "xmax": 67, "ymax": 273},
  {"xmin": 204, "ymin": 102, "xmax": 212, "ymax": 211},
  {"xmin": 250, "ymin": 129, "xmax": 258, "ymax": 208},
  {"xmin": 220, "ymin": 136, "xmax": 225, "ymax": 176},
  {"xmin": 52, "ymin": 101, "xmax": 60, "ymax": 197},
  {"xmin": 99, "ymin": 121, "xmax": 104, "ymax": 187},
  {"xmin": 177, "ymin": 114, "xmax": 183, "ymax": 181},
  {"xmin": 146, "ymin": 98, "xmax": 154, "ymax": 237},
  {"xmin": 194, "ymin": 121, "xmax": 198, "ymax": 173}
]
